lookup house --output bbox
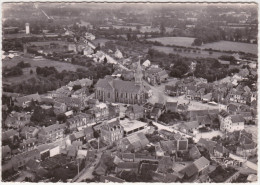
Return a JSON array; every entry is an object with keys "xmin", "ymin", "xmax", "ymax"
[
  {"xmin": 218, "ymin": 110, "xmax": 244, "ymax": 132},
  {"xmin": 38, "ymin": 123, "xmax": 66, "ymax": 144},
  {"xmin": 158, "ymin": 156, "xmax": 174, "ymax": 173},
  {"xmin": 5, "ymin": 112, "xmax": 31, "ymax": 129},
  {"xmin": 20, "ymin": 126, "xmax": 39, "ymax": 139},
  {"xmin": 144, "ymin": 67, "xmax": 168, "ymax": 85},
  {"xmin": 139, "ymin": 162, "xmax": 159, "ymax": 175},
  {"xmin": 179, "ymin": 163, "xmax": 199, "ymax": 182},
  {"xmin": 118, "ymin": 132, "xmax": 149, "ymax": 152},
  {"xmin": 55, "ymin": 97, "xmax": 84, "ymax": 110},
  {"xmin": 116, "ymin": 162, "xmax": 139, "ymax": 174},
  {"xmin": 2, "ymin": 145, "xmax": 12, "ymax": 160},
  {"xmin": 227, "ymin": 104, "xmax": 239, "ymax": 114},
  {"xmin": 125, "ymin": 104, "xmax": 144, "ymax": 120},
  {"xmin": 142, "ymin": 59, "xmax": 151, "ymax": 68},
  {"xmin": 165, "ymin": 85, "xmax": 180, "ymax": 96},
  {"xmin": 179, "ymin": 121, "xmax": 199, "ymax": 135},
  {"xmin": 2, "ymin": 129, "xmax": 19, "ymax": 143},
  {"xmin": 67, "ymin": 112, "xmax": 94, "ymax": 131},
  {"xmin": 53, "ymin": 101, "xmax": 67, "ymax": 114},
  {"xmin": 213, "ymin": 144, "xmax": 229, "ymax": 158},
  {"xmin": 11, "ymin": 149, "xmax": 41, "ymax": 170},
  {"xmin": 14, "ymin": 93, "xmax": 41, "ymax": 108},
  {"xmin": 19, "ymin": 138, "xmax": 37, "ymax": 152},
  {"xmin": 197, "ymin": 138, "xmax": 217, "ymax": 156},
  {"xmin": 189, "ymin": 145, "xmax": 201, "ymax": 160},
  {"xmin": 84, "ymin": 126, "xmax": 94, "ymax": 140},
  {"xmin": 100, "ymin": 119, "xmax": 124, "ymax": 145},
  {"xmin": 165, "ymin": 101, "xmax": 178, "ymax": 113},
  {"xmin": 193, "ymin": 156, "xmax": 210, "ymax": 175},
  {"xmin": 236, "ymin": 134, "xmax": 257, "ymax": 157}
]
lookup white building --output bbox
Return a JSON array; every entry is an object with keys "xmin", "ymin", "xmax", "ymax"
[
  {"xmin": 219, "ymin": 110, "xmax": 244, "ymax": 132},
  {"xmin": 25, "ymin": 23, "xmax": 30, "ymax": 34}
]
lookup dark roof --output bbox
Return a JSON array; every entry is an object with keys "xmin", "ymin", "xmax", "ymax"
[
  {"xmin": 214, "ymin": 144, "xmax": 229, "ymax": 154},
  {"xmin": 179, "ymin": 163, "xmax": 198, "ymax": 177},
  {"xmin": 2, "ymin": 129, "xmax": 19, "ymax": 141},
  {"xmin": 166, "ymin": 101, "xmax": 178, "ymax": 109},
  {"xmin": 154, "ymin": 103, "xmax": 164, "ymax": 109},
  {"xmin": 228, "ymin": 104, "xmax": 238, "ymax": 111},
  {"xmin": 230, "ymin": 115, "xmax": 244, "ymax": 123},
  {"xmin": 117, "ymin": 162, "xmax": 139, "ymax": 169},
  {"xmin": 122, "ymin": 153, "xmax": 135, "ymax": 160},
  {"xmin": 219, "ymin": 110, "xmax": 229, "ymax": 118}
]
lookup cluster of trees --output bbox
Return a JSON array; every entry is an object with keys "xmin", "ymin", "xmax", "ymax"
[
  {"xmin": 30, "ymin": 106, "xmax": 57, "ymax": 127},
  {"xmin": 3, "ymin": 61, "xmax": 31, "ymax": 78}
]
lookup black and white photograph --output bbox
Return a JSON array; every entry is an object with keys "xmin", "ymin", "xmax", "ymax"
[{"xmin": 1, "ymin": 1, "xmax": 258, "ymax": 183}]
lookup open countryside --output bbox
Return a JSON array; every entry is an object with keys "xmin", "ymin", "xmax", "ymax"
[{"xmin": 147, "ymin": 37, "xmax": 257, "ymax": 54}]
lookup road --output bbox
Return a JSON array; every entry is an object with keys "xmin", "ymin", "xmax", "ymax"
[
  {"xmin": 152, "ymin": 121, "xmax": 192, "ymax": 138},
  {"xmin": 144, "ymin": 79, "xmax": 219, "ymax": 111},
  {"xmin": 74, "ymin": 152, "xmax": 102, "ymax": 182}
]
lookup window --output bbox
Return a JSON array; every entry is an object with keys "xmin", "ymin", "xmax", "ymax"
[{"xmin": 108, "ymin": 92, "xmax": 110, "ymax": 98}]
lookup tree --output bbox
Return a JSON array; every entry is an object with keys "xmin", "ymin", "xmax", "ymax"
[
  {"xmin": 30, "ymin": 106, "xmax": 45, "ymax": 123},
  {"xmin": 160, "ymin": 22, "xmax": 166, "ymax": 36},
  {"xmin": 192, "ymin": 38, "xmax": 203, "ymax": 46},
  {"xmin": 72, "ymin": 84, "xmax": 82, "ymax": 91},
  {"xmin": 57, "ymin": 114, "xmax": 67, "ymax": 123},
  {"xmin": 30, "ymin": 69, "xmax": 33, "ymax": 74}
]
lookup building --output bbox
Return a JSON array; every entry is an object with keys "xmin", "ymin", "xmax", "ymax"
[
  {"xmin": 144, "ymin": 67, "xmax": 168, "ymax": 85},
  {"xmin": 38, "ymin": 123, "xmax": 66, "ymax": 144},
  {"xmin": 67, "ymin": 112, "xmax": 94, "ymax": 131},
  {"xmin": 165, "ymin": 101, "xmax": 178, "ymax": 113},
  {"xmin": 116, "ymin": 162, "xmax": 139, "ymax": 174},
  {"xmin": 119, "ymin": 118, "xmax": 148, "ymax": 136},
  {"xmin": 19, "ymin": 138, "xmax": 37, "ymax": 152},
  {"xmin": 125, "ymin": 104, "xmax": 144, "ymax": 120},
  {"xmin": 219, "ymin": 110, "xmax": 244, "ymax": 132},
  {"xmin": 95, "ymin": 61, "xmax": 149, "ymax": 104},
  {"xmin": 12, "ymin": 149, "xmax": 40, "ymax": 170},
  {"xmin": 118, "ymin": 132, "xmax": 149, "ymax": 152},
  {"xmin": 100, "ymin": 119, "xmax": 124, "ymax": 145},
  {"xmin": 25, "ymin": 23, "xmax": 30, "ymax": 34}
]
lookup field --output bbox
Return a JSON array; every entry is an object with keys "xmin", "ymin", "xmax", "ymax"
[
  {"xmin": 152, "ymin": 45, "xmax": 225, "ymax": 59},
  {"xmin": 2, "ymin": 53, "xmax": 89, "ymax": 84},
  {"xmin": 147, "ymin": 37, "xmax": 257, "ymax": 55},
  {"xmin": 147, "ymin": 37, "xmax": 195, "ymax": 47},
  {"xmin": 200, "ymin": 41, "xmax": 257, "ymax": 55}
]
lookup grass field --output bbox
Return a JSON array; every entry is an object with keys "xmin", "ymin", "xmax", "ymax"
[
  {"xmin": 200, "ymin": 41, "xmax": 257, "ymax": 55},
  {"xmin": 2, "ymin": 53, "xmax": 89, "ymax": 84},
  {"xmin": 147, "ymin": 37, "xmax": 257, "ymax": 55},
  {"xmin": 152, "ymin": 45, "xmax": 226, "ymax": 59},
  {"xmin": 147, "ymin": 37, "xmax": 195, "ymax": 47}
]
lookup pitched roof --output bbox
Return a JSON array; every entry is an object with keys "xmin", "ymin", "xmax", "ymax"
[
  {"xmin": 179, "ymin": 163, "xmax": 198, "ymax": 177},
  {"xmin": 219, "ymin": 110, "xmax": 229, "ymax": 118},
  {"xmin": 230, "ymin": 115, "xmax": 244, "ymax": 123},
  {"xmin": 193, "ymin": 156, "xmax": 210, "ymax": 171},
  {"xmin": 40, "ymin": 123, "xmax": 66, "ymax": 134},
  {"xmin": 166, "ymin": 101, "xmax": 178, "ymax": 109},
  {"xmin": 214, "ymin": 144, "xmax": 229, "ymax": 154},
  {"xmin": 2, "ymin": 129, "xmax": 19, "ymax": 141},
  {"xmin": 117, "ymin": 162, "xmax": 139, "ymax": 169}
]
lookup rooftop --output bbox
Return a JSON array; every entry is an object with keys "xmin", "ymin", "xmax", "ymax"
[{"xmin": 119, "ymin": 118, "xmax": 147, "ymax": 132}]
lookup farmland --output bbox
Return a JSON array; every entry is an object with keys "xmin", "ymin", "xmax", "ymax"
[
  {"xmin": 147, "ymin": 37, "xmax": 195, "ymax": 47},
  {"xmin": 151, "ymin": 45, "xmax": 226, "ymax": 59},
  {"xmin": 201, "ymin": 41, "xmax": 257, "ymax": 55},
  {"xmin": 147, "ymin": 37, "xmax": 257, "ymax": 55}
]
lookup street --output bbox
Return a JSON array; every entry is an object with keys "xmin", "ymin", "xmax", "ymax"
[{"xmin": 74, "ymin": 152, "xmax": 102, "ymax": 182}]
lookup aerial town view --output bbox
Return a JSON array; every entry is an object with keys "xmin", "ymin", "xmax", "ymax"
[{"xmin": 1, "ymin": 2, "xmax": 258, "ymax": 183}]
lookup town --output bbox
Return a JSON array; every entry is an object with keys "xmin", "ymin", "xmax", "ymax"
[{"xmin": 1, "ymin": 2, "xmax": 258, "ymax": 183}]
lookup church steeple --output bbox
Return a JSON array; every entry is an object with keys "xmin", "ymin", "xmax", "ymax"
[{"xmin": 135, "ymin": 57, "xmax": 143, "ymax": 86}]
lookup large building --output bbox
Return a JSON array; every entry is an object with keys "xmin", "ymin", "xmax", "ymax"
[
  {"xmin": 95, "ymin": 60, "xmax": 149, "ymax": 104},
  {"xmin": 218, "ymin": 110, "xmax": 245, "ymax": 132}
]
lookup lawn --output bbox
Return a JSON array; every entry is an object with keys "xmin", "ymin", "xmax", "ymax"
[
  {"xmin": 2, "ymin": 53, "xmax": 89, "ymax": 84},
  {"xmin": 147, "ymin": 37, "xmax": 195, "ymax": 47}
]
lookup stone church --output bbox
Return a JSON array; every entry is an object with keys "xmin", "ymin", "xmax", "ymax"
[{"xmin": 95, "ymin": 60, "xmax": 149, "ymax": 104}]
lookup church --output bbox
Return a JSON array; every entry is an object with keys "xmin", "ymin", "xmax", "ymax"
[{"xmin": 95, "ymin": 61, "xmax": 149, "ymax": 105}]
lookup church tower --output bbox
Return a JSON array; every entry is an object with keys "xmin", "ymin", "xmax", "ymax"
[{"xmin": 135, "ymin": 57, "xmax": 143, "ymax": 86}]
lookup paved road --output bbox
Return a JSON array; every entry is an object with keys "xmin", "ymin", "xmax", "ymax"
[{"xmin": 75, "ymin": 152, "xmax": 102, "ymax": 182}]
